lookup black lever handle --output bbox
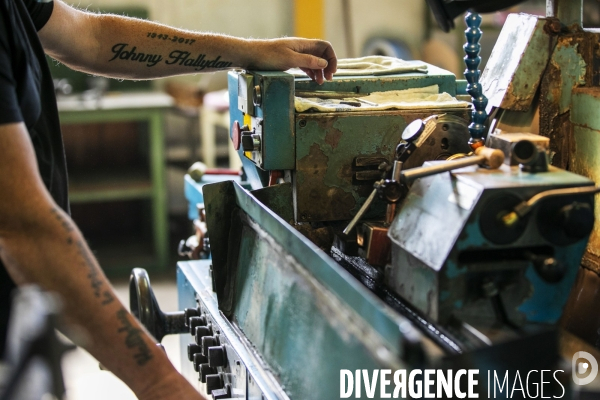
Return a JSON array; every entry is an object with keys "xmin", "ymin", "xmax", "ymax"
[{"xmin": 129, "ymin": 268, "xmax": 187, "ymax": 342}]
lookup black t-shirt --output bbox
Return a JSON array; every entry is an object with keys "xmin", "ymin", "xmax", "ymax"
[{"xmin": 0, "ymin": 0, "xmax": 68, "ymax": 357}]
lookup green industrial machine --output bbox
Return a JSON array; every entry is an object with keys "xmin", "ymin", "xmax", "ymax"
[{"xmin": 129, "ymin": 1, "xmax": 600, "ymax": 399}]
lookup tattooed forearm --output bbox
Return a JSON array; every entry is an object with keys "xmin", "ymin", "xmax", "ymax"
[
  {"xmin": 116, "ymin": 308, "xmax": 153, "ymax": 366},
  {"xmin": 108, "ymin": 43, "xmax": 233, "ymax": 70},
  {"xmin": 50, "ymin": 207, "xmax": 74, "ymax": 234},
  {"xmin": 146, "ymin": 32, "xmax": 196, "ymax": 45},
  {"xmin": 75, "ymin": 240, "xmax": 115, "ymax": 305},
  {"xmin": 50, "ymin": 207, "xmax": 114, "ymax": 306}
]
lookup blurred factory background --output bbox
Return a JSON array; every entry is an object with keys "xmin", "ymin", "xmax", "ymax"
[{"xmin": 42, "ymin": 0, "xmax": 600, "ymax": 398}]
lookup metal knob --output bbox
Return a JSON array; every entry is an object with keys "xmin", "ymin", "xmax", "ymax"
[
  {"xmin": 199, "ymin": 363, "xmax": 217, "ymax": 383},
  {"xmin": 559, "ymin": 202, "xmax": 594, "ymax": 239},
  {"xmin": 193, "ymin": 352, "xmax": 209, "ymax": 372},
  {"xmin": 189, "ymin": 316, "xmax": 207, "ymax": 335},
  {"xmin": 202, "ymin": 335, "xmax": 219, "ymax": 356},
  {"xmin": 184, "ymin": 308, "xmax": 200, "ymax": 326},
  {"xmin": 187, "ymin": 343, "xmax": 202, "ymax": 362},
  {"xmin": 532, "ymin": 256, "xmax": 566, "ymax": 283},
  {"xmin": 206, "ymin": 373, "xmax": 224, "ymax": 393},
  {"xmin": 195, "ymin": 325, "xmax": 213, "ymax": 345},
  {"xmin": 208, "ymin": 345, "xmax": 227, "ymax": 368},
  {"xmin": 241, "ymin": 133, "xmax": 261, "ymax": 152}
]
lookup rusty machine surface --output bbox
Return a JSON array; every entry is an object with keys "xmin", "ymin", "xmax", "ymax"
[{"xmin": 129, "ymin": 1, "xmax": 600, "ymax": 399}]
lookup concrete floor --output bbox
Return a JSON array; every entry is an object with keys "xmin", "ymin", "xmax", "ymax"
[{"xmin": 62, "ymin": 278, "xmax": 181, "ymax": 400}]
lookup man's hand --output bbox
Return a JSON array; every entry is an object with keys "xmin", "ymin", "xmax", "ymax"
[{"xmin": 244, "ymin": 38, "xmax": 337, "ymax": 85}]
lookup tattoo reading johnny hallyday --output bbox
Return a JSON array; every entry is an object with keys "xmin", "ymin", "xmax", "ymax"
[{"xmin": 109, "ymin": 43, "xmax": 233, "ymax": 70}]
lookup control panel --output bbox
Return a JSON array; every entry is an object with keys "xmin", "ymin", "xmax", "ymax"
[{"xmin": 176, "ymin": 261, "xmax": 289, "ymax": 400}]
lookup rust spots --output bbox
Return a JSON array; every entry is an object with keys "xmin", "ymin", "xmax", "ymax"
[
  {"xmin": 539, "ymin": 46, "xmax": 570, "ymax": 169},
  {"xmin": 296, "ymin": 144, "xmax": 356, "ymax": 221},
  {"xmin": 583, "ymin": 250, "xmax": 600, "ymax": 275},
  {"xmin": 324, "ymin": 127, "xmax": 343, "ymax": 149},
  {"xmin": 543, "ymin": 17, "xmax": 562, "ymax": 35},
  {"xmin": 503, "ymin": 80, "xmax": 536, "ymax": 111}
]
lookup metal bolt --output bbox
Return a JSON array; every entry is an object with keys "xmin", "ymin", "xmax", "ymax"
[
  {"xmin": 299, "ymin": 119, "xmax": 307, "ymax": 128},
  {"xmin": 441, "ymin": 138, "xmax": 450, "ymax": 150},
  {"xmin": 253, "ymin": 85, "xmax": 262, "ymax": 106}
]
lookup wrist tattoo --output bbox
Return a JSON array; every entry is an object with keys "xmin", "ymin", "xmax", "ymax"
[
  {"xmin": 108, "ymin": 43, "xmax": 233, "ymax": 70},
  {"xmin": 147, "ymin": 32, "xmax": 196, "ymax": 45},
  {"xmin": 116, "ymin": 308, "xmax": 153, "ymax": 366}
]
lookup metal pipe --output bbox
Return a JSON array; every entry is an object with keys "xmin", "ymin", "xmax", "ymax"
[
  {"xmin": 295, "ymin": 90, "xmax": 365, "ymax": 99},
  {"xmin": 502, "ymin": 185, "xmax": 600, "ymax": 227},
  {"xmin": 343, "ymin": 185, "xmax": 379, "ymax": 235},
  {"xmin": 385, "ymin": 161, "xmax": 404, "ymax": 225},
  {"xmin": 400, "ymin": 155, "xmax": 486, "ymax": 183},
  {"xmin": 392, "ymin": 161, "xmax": 403, "ymax": 182}
]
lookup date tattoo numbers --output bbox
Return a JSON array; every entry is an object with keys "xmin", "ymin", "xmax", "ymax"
[{"xmin": 147, "ymin": 32, "xmax": 195, "ymax": 45}]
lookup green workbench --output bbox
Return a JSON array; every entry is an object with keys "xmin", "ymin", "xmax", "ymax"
[{"xmin": 58, "ymin": 92, "xmax": 173, "ymax": 274}]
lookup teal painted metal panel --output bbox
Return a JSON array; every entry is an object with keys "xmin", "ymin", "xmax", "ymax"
[
  {"xmin": 232, "ymin": 221, "xmax": 392, "ymax": 399},
  {"xmin": 572, "ymin": 88, "xmax": 600, "ymax": 130},
  {"xmin": 202, "ymin": 180, "xmax": 417, "ymax": 398},
  {"xmin": 203, "ymin": 181, "xmax": 410, "ymax": 354},
  {"xmin": 227, "ymin": 64, "xmax": 461, "ymax": 174},
  {"xmin": 571, "ymin": 90, "xmax": 600, "ymax": 268},
  {"xmin": 388, "ymin": 164, "xmax": 594, "ymax": 325},
  {"xmin": 256, "ymin": 72, "xmax": 296, "ymax": 170}
]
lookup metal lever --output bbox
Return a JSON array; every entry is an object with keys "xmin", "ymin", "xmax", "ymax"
[
  {"xmin": 129, "ymin": 268, "xmax": 187, "ymax": 342},
  {"xmin": 343, "ymin": 185, "xmax": 380, "ymax": 235},
  {"xmin": 342, "ymin": 147, "xmax": 503, "ymax": 235},
  {"xmin": 400, "ymin": 146, "xmax": 503, "ymax": 183}
]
